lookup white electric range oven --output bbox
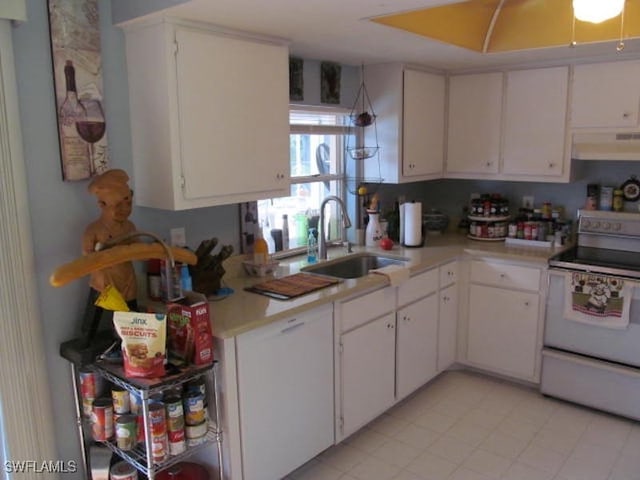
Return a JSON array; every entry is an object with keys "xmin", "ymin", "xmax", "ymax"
[{"xmin": 542, "ymin": 210, "xmax": 640, "ymax": 420}]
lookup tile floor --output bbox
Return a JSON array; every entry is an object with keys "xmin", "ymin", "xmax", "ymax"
[{"xmin": 286, "ymin": 370, "xmax": 640, "ymax": 480}]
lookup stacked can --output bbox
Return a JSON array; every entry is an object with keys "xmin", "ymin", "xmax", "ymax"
[
  {"xmin": 165, "ymin": 395, "xmax": 187, "ymax": 455},
  {"xmin": 110, "ymin": 461, "xmax": 138, "ymax": 480},
  {"xmin": 79, "ymin": 367, "xmax": 103, "ymax": 418},
  {"xmin": 183, "ymin": 391, "xmax": 208, "ymax": 447},
  {"xmin": 91, "ymin": 398, "xmax": 114, "ymax": 441},
  {"xmin": 149, "ymin": 403, "xmax": 169, "ymax": 464}
]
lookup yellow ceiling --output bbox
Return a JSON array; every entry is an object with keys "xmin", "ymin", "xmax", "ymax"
[{"xmin": 371, "ymin": 0, "xmax": 640, "ymax": 53}]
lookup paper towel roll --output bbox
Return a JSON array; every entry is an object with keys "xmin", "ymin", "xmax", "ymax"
[{"xmin": 404, "ymin": 202, "xmax": 423, "ymax": 247}]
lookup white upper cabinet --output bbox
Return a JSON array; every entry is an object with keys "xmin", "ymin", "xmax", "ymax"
[
  {"xmin": 122, "ymin": 19, "xmax": 290, "ymax": 210},
  {"xmin": 363, "ymin": 64, "xmax": 445, "ymax": 183},
  {"xmin": 502, "ymin": 66, "xmax": 569, "ymax": 179},
  {"xmin": 571, "ymin": 60, "xmax": 640, "ymax": 130},
  {"xmin": 446, "ymin": 72, "xmax": 503, "ymax": 176}
]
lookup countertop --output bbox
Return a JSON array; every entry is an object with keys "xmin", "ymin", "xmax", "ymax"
[{"xmin": 210, "ymin": 233, "xmax": 569, "ymax": 339}]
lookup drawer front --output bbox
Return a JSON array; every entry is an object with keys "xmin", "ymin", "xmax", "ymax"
[
  {"xmin": 340, "ymin": 286, "xmax": 395, "ymax": 332},
  {"xmin": 398, "ymin": 268, "xmax": 439, "ymax": 307},
  {"xmin": 439, "ymin": 261, "xmax": 458, "ymax": 288},
  {"xmin": 470, "ymin": 260, "xmax": 541, "ymax": 291}
]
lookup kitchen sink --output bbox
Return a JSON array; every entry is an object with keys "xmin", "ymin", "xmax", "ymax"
[{"xmin": 301, "ymin": 253, "xmax": 408, "ymax": 279}]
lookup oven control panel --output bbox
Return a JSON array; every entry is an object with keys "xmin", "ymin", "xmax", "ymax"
[{"xmin": 578, "ymin": 210, "xmax": 640, "ymax": 237}]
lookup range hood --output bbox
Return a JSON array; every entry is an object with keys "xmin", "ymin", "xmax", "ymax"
[{"xmin": 572, "ymin": 132, "xmax": 640, "ymax": 161}]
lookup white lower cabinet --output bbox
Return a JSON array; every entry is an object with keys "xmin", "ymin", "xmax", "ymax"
[
  {"xmin": 236, "ymin": 304, "xmax": 334, "ymax": 480},
  {"xmin": 396, "ymin": 293, "xmax": 439, "ymax": 400},
  {"xmin": 465, "ymin": 259, "xmax": 544, "ymax": 382},
  {"xmin": 340, "ymin": 312, "xmax": 396, "ymax": 438},
  {"xmin": 438, "ymin": 283, "xmax": 458, "ymax": 372}
]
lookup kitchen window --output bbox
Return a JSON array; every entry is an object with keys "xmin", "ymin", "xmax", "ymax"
[{"xmin": 257, "ymin": 107, "xmax": 352, "ymax": 255}]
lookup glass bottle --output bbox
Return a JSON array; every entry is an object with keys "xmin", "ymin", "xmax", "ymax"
[
  {"xmin": 58, "ymin": 60, "xmax": 89, "ymax": 180},
  {"xmin": 307, "ymin": 228, "xmax": 318, "ymax": 264},
  {"xmin": 282, "ymin": 214, "xmax": 289, "ymax": 250},
  {"xmin": 253, "ymin": 227, "xmax": 269, "ymax": 265}
]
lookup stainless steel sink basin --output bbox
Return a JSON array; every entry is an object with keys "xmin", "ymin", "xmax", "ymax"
[{"xmin": 302, "ymin": 253, "xmax": 407, "ymax": 279}]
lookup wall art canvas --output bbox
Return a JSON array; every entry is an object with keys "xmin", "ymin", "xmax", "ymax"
[
  {"xmin": 320, "ymin": 61, "xmax": 341, "ymax": 104},
  {"xmin": 289, "ymin": 57, "xmax": 304, "ymax": 101},
  {"xmin": 48, "ymin": 0, "xmax": 109, "ymax": 181}
]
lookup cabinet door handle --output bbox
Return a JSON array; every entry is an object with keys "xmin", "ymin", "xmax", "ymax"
[
  {"xmin": 499, "ymin": 273, "xmax": 506, "ymax": 279},
  {"xmin": 523, "ymin": 301, "xmax": 530, "ymax": 307},
  {"xmin": 443, "ymin": 295, "xmax": 449, "ymax": 303},
  {"xmin": 623, "ymin": 112, "xmax": 630, "ymax": 118},
  {"xmin": 548, "ymin": 163, "xmax": 555, "ymax": 168},
  {"xmin": 281, "ymin": 321, "xmax": 305, "ymax": 334},
  {"xmin": 387, "ymin": 323, "xmax": 395, "ymax": 329}
]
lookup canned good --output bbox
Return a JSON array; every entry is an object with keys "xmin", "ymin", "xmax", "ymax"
[
  {"xmin": 185, "ymin": 419, "xmax": 208, "ymax": 439},
  {"xmin": 91, "ymin": 397, "xmax": 113, "ymax": 442},
  {"xmin": 600, "ymin": 186, "xmax": 614, "ymax": 211},
  {"xmin": 165, "ymin": 396, "xmax": 185, "ymax": 433},
  {"xmin": 183, "ymin": 393, "xmax": 205, "ymax": 426},
  {"xmin": 185, "ymin": 377, "xmax": 207, "ymax": 399},
  {"xmin": 110, "ymin": 461, "xmax": 138, "ymax": 480},
  {"xmin": 152, "ymin": 432, "xmax": 169, "ymax": 465},
  {"xmin": 187, "ymin": 435, "xmax": 208, "ymax": 448},
  {"xmin": 149, "ymin": 403, "xmax": 167, "ymax": 436},
  {"xmin": 136, "ymin": 414, "xmax": 146, "ymax": 444},
  {"xmin": 169, "ymin": 437, "xmax": 187, "ymax": 456},
  {"xmin": 79, "ymin": 368, "xmax": 103, "ymax": 417},
  {"xmin": 112, "ymin": 387, "xmax": 130, "ymax": 414},
  {"xmin": 129, "ymin": 391, "xmax": 142, "ymax": 415},
  {"xmin": 116, "ymin": 414, "xmax": 137, "ymax": 451}
]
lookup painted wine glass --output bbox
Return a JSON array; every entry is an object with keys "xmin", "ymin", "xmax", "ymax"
[{"xmin": 75, "ymin": 97, "xmax": 106, "ymax": 176}]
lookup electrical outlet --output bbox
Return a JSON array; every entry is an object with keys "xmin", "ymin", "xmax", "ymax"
[
  {"xmin": 170, "ymin": 227, "xmax": 186, "ymax": 247},
  {"xmin": 522, "ymin": 196, "xmax": 535, "ymax": 209}
]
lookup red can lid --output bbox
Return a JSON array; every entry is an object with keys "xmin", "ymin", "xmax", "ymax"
[{"xmin": 155, "ymin": 462, "xmax": 209, "ymax": 480}]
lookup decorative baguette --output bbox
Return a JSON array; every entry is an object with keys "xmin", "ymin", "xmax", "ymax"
[{"xmin": 50, "ymin": 243, "xmax": 198, "ymax": 287}]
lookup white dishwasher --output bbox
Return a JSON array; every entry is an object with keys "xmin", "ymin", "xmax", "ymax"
[{"xmin": 236, "ymin": 303, "xmax": 334, "ymax": 480}]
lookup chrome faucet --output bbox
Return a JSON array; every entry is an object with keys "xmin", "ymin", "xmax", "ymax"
[{"xmin": 318, "ymin": 195, "xmax": 352, "ymax": 260}]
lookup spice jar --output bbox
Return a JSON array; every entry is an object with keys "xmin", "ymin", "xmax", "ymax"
[{"xmin": 613, "ymin": 189, "xmax": 624, "ymax": 212}]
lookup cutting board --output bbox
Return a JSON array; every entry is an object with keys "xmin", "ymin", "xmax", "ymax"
[{"xmin": 245, "ymin": 273, "xmax": 340, "ymax": 300}]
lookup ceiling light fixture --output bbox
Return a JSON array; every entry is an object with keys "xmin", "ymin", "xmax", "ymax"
[{"xmin": 572, "ymin": 0, "xmax": 625, "ymax": 24}]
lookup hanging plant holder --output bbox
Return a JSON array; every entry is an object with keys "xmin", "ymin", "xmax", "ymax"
[{"xmin": 346, "ymin": 64, "xmax": 380, "ymax": 161}]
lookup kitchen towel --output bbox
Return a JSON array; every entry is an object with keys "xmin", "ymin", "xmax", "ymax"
[
  {"xmin": 403, "ymin": 201, "xmax": 422, "ymax": 247},
  {"xmin": 564, "ymin": 272, "xmax": 633, "ymax": 329},
  {"xmin": 370, "ymin": 264, "xmax": 410, "ymax": 286}
]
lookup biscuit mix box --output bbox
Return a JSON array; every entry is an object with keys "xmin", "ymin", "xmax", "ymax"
[{"xmin": 166, "ymin": 291, "xmax": 214, "ymax": 365}]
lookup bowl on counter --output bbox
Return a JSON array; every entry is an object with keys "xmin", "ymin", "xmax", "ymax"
[
  {"xmin": 242, "ymin": 259, "xmax": 280, "ymax": 277},
  {"xmin": 423, "ymin": 210, "xmax": 449, "ymax": 234}
]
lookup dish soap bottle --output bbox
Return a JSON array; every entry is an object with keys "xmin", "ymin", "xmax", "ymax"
[
  {"xmin": 307, "ymin": 228, "xmax": 318, "ymax": 264},
  {"xmin": 253, "ymin": 226, "xmax": 269, "ymax": 265}
]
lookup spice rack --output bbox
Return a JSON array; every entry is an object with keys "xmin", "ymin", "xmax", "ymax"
[
  {"xmin": 68, "ymin": 360, "xmax": 223, "ymax": 480},
  {"xmin": 467, "ymin": 215, "xmax": 510, "ymax": 241}
]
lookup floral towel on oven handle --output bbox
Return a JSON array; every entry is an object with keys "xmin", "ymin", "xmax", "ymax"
[{"xmin": 564, "ymin": 272, "xmax": 633, "ymax": 329}]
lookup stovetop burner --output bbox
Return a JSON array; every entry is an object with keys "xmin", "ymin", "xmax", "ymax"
[
  {"xmin": 549, "ymin": 210, "xmax": 640, "ymax": 280},
  {"xmin": 550, "ymin": 246, "xmax": 640, "ymax": 280}
]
